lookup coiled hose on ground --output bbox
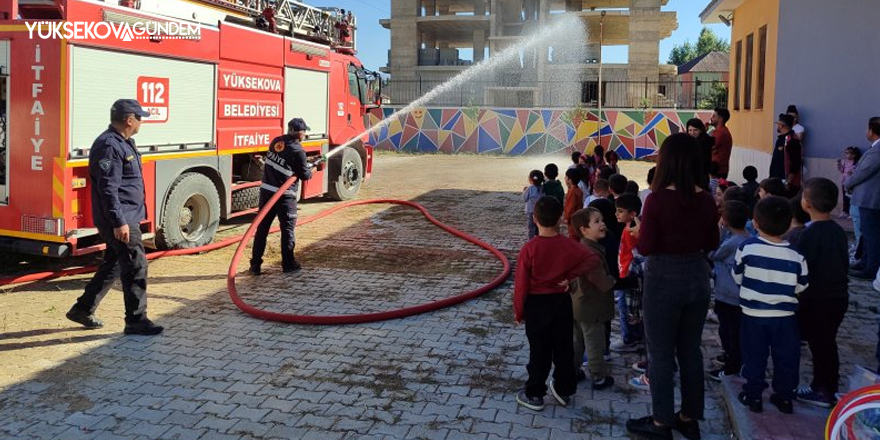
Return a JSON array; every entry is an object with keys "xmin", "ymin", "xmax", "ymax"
[{"xmin": 1, "ymin": 175, "xmax": 511, "ymax": 325}]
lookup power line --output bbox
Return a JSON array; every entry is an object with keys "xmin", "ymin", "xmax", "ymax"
[{"xmin": 347, "ymin": 0, "xmax": 388, "ymax": 14}]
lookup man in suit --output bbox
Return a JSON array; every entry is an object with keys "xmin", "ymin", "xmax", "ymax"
[{"xmin": 847, "ymin": 116, "xmax": 880, "ymax": 280}]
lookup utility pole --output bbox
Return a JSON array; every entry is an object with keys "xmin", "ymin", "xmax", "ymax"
[{"xmin": 597, "ymin": 11, "xmax": 605, "ymax": 150}]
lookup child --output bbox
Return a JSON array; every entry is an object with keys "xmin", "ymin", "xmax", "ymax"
[
  {"xmin": 577, "ymin": 166, "xmax": 591, "ymax": 198},
  {"xmin": 608, "ymin": 174, "xmax": 628, "ymax": 200},
  {"xmin": 783, "ymin": 194, "xmax": 810, "ymax": 248},
  {"xmin": 523, "ymin": 170, "xmax": 544, "ymax": 239},
  {"xmin": 733, "ymin": 196, "xmax": 808, "ymax": 414},
  {"xmin": 836, "ymin": 146, "xmax": 861, "ymax": 218},
  {"xmin": 709, "ymin": 162, "xmax": 721, "ymax": 196},
  {"xmin": 758, "ymin": 177, "xmax": 786, "ymax": 199},
  {"xmin": 593, "ymin": 145, "xmax": 607, "ymax": 168},
  {"xmin": 513, "ymin": 197, "xmax": 603, "ymax": 411},
  {"xmin": 638, "ymin": 167, "xmax": 655, "ymax": 208},
  {"xmin": 570, "ymin": 208, "xmax": 617, "ymax": 389},
  {"xmin": 563, "ymin": 169, "xmax": 584, "ymax": 241},
  {"xmin": 610, "ymin": 193, "xmax": 644, "ymax": 352},
  {"xmin": 543, "ymin": 164, "xmax": 565, "ymax": 206},
  {"xmin": 569, "ymin": 151, "xmax": 582, "ymax": 170},
  {"xmin": 605, "ymin": 150, "xmax": 620, "ymax": 174},
  {"xmin": 708, "ymin": 200, "xmax": 751, "ymax": 381},
  {"xmin": 742, "ymin": 165, "xmax": 760, "ymax": 209},
  {"xmin": 582, "ymin": 155, "xmax": 597, "ymax": 189},
  {"xmin": 625, "ymin": 180, "xmax": 640, "ymax": 195},
  {"xmin": 586, "ymin": 179, "xmax": 610, "ymax": 207},
  {"xmin": 794, "ymin": 178, "xmax": 849, "ymax": 408}
]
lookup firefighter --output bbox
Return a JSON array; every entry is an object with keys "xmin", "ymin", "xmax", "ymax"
[
  {"xmin": 66, "ymin": 99, "xmax": 163, "ymax": 336},
  {"xmin": 249, "ymin": 118, "xmax": 323, "ymax": 275}
]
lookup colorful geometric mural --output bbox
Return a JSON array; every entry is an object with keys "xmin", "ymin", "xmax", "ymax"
[{"xmin": 368, "ymin": 108, "xmax": 713, "ymax": 159}]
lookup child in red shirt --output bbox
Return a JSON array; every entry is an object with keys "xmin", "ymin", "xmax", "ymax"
[
  {"xmin": 563, "ymin": 168, "xmax": 584, "ymax": 241},
  {"xmin": 514, "ymin": 197, "xmax": 602, "ymax": 411}
]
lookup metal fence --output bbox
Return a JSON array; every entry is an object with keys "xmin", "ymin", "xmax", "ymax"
[{"xmin": 383, "ymin": 78, "xmax": 728, "ymax": 110}]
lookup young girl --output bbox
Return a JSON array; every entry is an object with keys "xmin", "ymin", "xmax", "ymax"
[
  {"xmin": 837, "ymin": 146, "xmax": 861, "ymax": 218},
  {"xmin": 523, "ymin": 170, "xmax": 545, "ymax": 239}
]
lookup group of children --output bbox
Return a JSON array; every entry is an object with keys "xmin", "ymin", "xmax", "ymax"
[
  {"xmin": 515, "ymin": 152, "xmax": 650, "ymax": 410},
  {"xmin": 515, "ymin": 150, "xmax": 851, "ymax": 416}
]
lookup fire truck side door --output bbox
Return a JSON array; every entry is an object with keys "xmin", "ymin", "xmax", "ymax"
[{"xmin": 346, "ymin": 63, "xmax": 364, "ymax": 128}]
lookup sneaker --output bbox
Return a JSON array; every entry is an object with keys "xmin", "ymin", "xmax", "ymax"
[
  {"xmin": 625, "ymin": 416, "xmax": 673, "ymax": 440},
  {"xmin": 795, "ymin": 385, "xmax": 835, "ymax": 408},
  {"xmin": 770, "ymin": 393, "xmax": 793, "ymax": 414},
  {"xmin": 516, "ymin": 391, "xmax": 544, "ymax": 411},
  {"xmin": 549, "ymin": 380, "xmax": 571, "ymax": 406},
  {"xmin": 632, "ymin": 360, "xmax": 648, "ymax": 374},
  {"xmin": 66, "ymin": 305, "xmax": 104, "ymax": 329},
  {"xmin": 248, "ymin": 265, "xmax": 261, "ymax": 276},
  {"xmin": 707, "ymin": 368, "xmax": 725, "ymax": 382},
  {"xmin": 629, "ymin": 373, "xmax": 651, "ymax": 391},
  {"xmin": 592, "ymin": 375, "xmax": 615, "ymax": 391},
  {"xmin": 673, "ymin": 412, "xmax": 701, "ymax": 440},
  {"xmin": 738, "ymin": 391, "xmax": 762, "ymax": 413},
  {"xmin": 283, "ymin": 261, "xmax": 302, "ymax": 273},
  {"xmin": 575, "ymin": 369, "xmax": 587, "ymax": 383},
  {"xmin": 124, "ymin": 318, "xmax": 164, "ymax": 336},
  {"xmin": 610, "ymin": 338, "xmax": 643, "ymax": 352}
]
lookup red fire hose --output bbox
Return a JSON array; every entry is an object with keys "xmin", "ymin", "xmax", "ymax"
[{"xmin": 1, "ymin": 175, "xmax": 511, "ymax": 326}]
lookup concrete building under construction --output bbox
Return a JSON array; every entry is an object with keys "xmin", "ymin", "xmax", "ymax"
[{"xmin": 381, "ymin": 0, "xmax": 679, "ymax": 107}]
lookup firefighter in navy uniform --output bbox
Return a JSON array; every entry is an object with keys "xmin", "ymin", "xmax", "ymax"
[
  {"xmin": 66, "ymin": 99, "xmax": 163, "ymax": 336},
  {"xmin": 249, "ymin": 118, "xmax": 323, "ymax": 275}
]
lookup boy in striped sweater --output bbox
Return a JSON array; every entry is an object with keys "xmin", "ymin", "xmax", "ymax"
[{"xmin": 732, "ymin": 196, "xmax": 809, "ymax": 415}]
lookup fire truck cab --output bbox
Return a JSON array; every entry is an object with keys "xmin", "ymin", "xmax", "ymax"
[{"xmin": 0, "ymin": 0, "xmax": 380, "ymax": 257}]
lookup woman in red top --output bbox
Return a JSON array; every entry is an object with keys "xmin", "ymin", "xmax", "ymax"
[{"xmin": 626, "ymin": 133, "xmax": 720, "ymax": 440}]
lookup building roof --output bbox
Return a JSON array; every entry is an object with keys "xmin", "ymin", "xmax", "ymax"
[
  {"xmin": 677, "ymin": 51, "xmax": 730, "ymax": 74},
  {"xmin": 700, "ymin": 0, "xmax": 746, "ymax": 24}
]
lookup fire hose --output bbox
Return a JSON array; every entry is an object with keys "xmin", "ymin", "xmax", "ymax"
[
  {"xmin": 826, "ymin": 384, "xmax": 880, "ymax": 439},
  {"xmin": 0, "ymin": 174, "xmax": 512, "ymax": 325}
]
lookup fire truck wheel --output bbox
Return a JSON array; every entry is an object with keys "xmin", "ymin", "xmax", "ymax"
[
  {"xmin": 327, "ymin": 147, "xmax": 363, "ymax": 201},
  {"xmin": 231, "ymin": 186, "xmax": 260, "ymax": 212},
  {"xmin": 156, "ymin": 172, "xmax": 221, "ymax": 250}
]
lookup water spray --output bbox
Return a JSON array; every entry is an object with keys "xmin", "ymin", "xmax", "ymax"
[{"xmin": 327, "ymin": 14, "xmax": 587, "ymax": 159}]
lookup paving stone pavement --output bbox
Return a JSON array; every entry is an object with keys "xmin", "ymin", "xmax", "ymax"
[{"xmin": 5, "ymin": 155, "xmax": 829, "ymax": 440}]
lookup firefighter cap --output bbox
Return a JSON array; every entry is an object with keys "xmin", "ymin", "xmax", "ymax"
[
  {"xmin": 111, "ymin": 99, "xmax": 150, "ymax": 119},
  {"xmin": 288, "ymin": 118, "xmax": 310, "ymax": 132}
]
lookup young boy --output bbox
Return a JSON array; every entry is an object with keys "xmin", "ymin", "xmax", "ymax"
[
  {"xmin": 570, "ymin": 208, "xmax": 617, "ymax": 389},
  {"xmin": 794, "ymin": 178, "xmax": 849, "ymax": 407},
  {"xmin": 708, "ymin": 200, "xmax": 751, "ymax": 381},
  {"xmin": 569, "ymin": 151, "xmax": 582, "ymax": 170},
  {"xmin": 543, "ymin": 163, "xmax": 565, "ymax": 206},
  {"xmin": 638, "ymin": 167, "xmax": 655, "ymax": 209},
  {"xmin": 783, "ymin": 194, "xmax": 810, "ymax": 249},
  {"xmin": 733, "ymin": 196, "xmax": 809, "ymax": 414},
  {"xmin": 513, "ymin": 197, "xmax": 603, "ymax": 411},
  {"xmin": 742, "ymin": 165, "xmax": 760, "ymax": 210},
  {"xmin": 586, "ymin": 179, "xmax": 610, "ymax": 207},
  {"xmin": 563, "ymin": 169, "xmax": 584, "ymax": 241},
  {"xmin": 610, "ymin": 194, "xmax": 644, "ymax": 352},
  {"xmin": 608, "ymin": 174, "xmax": 628, "ymax": 200}
]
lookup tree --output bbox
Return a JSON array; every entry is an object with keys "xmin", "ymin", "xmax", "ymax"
[{"xmin": 668, "ymin": 28, "xmax": 730, "ymax": 65}]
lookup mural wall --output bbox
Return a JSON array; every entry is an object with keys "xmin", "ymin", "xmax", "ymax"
[{"xmin": 368, "ymin": 107, "xmax": 713, "ymax": 159}]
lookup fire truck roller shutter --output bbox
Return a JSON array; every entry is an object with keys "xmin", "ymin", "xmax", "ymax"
[
  {"xmin": 69, "ymin": 46, "xmax": 215, "ymax": 157},
  {"xmin": 283, "ymin": 67, "xmax": 328, "ymax": 140}
]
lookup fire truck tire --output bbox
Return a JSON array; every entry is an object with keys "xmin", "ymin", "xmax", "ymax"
[
  {"xmin": 156, "ymin": 172, "xmax": 221, "ymax": 250},
  {"xmin": 327, "ymin": 147, "xmax": 363, "ymax": 201},
  {"xmin": 231, "ymin": 186, "xmax": 260, "ymax": 212}
]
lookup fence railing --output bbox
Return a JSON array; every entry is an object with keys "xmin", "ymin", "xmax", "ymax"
[{"xmin": 383, "ymin": 78, "xmax": 728, "ymax": 110}]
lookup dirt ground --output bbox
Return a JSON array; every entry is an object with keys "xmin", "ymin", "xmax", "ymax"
[{"xmin": 0, "ymin": 152, "xmax": 653, "ymax": 387}]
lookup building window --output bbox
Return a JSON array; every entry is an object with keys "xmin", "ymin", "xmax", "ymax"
[
  {"xmin": 744, "ymin": 33, "xmax": 754, "ymax": 110},
  {"xmin": 734, "ymin": 40, "xmax": 741, "ymax": 111},
  {"xmin": 581, "ymin": 81, "xmax": 605, "ymax": 105},
  {"xmin": 757, "ymin": 26, "xmax": 767, "ymax": 110}
]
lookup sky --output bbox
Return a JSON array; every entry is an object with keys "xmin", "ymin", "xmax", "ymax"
[{"xmin": 304, "ymin": 0, "xmax": 731, "ymax": 72}]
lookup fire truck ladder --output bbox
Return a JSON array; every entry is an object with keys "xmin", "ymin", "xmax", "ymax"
[{"xmin": 190, "ymin": 0, "xmax": 356, "ymax": 50}]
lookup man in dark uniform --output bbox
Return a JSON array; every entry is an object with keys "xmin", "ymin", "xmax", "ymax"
[
  {"xmin": 66, "ymin": 99, "xmax": 163, "ymax": 336},
  {"xmin": 250, "ymin": 117, "xmax": 322, "ymax": 275}
]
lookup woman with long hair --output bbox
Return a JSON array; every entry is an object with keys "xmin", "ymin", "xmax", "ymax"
[
  {"xmin": 686, "ymin": 118, "xmax": 715, "ymax": 188},
  {"xmin": 626, "ymin": 133, "xmax": 720, "ymax": 440}
]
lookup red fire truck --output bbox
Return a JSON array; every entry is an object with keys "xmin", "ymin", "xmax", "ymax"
[{"xmin": 0, "ymin": 0, "xmax": 380, "ymax": 257}]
